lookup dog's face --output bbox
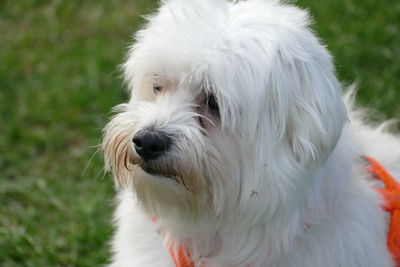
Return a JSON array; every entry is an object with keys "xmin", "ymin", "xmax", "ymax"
[{"xmin": 103, "ymin": 0, "xmax": 347, "ymax": 222}]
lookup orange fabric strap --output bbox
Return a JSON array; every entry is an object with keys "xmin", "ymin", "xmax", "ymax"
[
  {"xmin": 168, "ymin": 242, "xmax": 196, "ymax": 267},
  {"xmin": 151, "ymin": 217, "xmax": 195, "ymax": 267},
  {"xmin": 366, "ymin": 156, "xmax": 400, "ymax": 266}
]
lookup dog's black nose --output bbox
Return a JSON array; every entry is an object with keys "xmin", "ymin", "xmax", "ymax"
[{"xmin": 132, "ymin": 131, "xmax": 171, "ymax": 161}]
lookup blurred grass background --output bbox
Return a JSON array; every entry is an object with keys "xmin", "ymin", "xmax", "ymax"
[{"xmin": 0, "ymin": 0, "xmax": 398, "ymax": 266}]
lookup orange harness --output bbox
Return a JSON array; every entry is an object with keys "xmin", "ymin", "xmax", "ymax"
[
  {"xmin": 365, "ymin": 156, "xmax": 400, "ymax": 266},
  {"xmin": 164, "ymin": 157, "xmax": 400, "ymax": 267},
  {"xmin": 167, "ymin": 242, "xmax": 196, "ymax": 267}
]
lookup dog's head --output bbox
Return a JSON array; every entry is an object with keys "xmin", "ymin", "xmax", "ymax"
[{"xmin": 103, "ymin": 0, "xmax": 347, "ymax": 222}]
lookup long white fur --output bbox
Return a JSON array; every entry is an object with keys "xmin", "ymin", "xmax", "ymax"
[{"xmin": 103, "ymin": 0, "xmax": 400, "ymax": 266}]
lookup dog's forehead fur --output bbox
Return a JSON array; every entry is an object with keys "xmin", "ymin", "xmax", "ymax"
[{"xmin": 130, "ymin": 0, "xmax": 311, "ymax": 66}]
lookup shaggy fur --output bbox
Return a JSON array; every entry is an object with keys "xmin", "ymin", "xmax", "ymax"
[{"xmin": 102, "ymin": 0, "xmax": 400, "ymax": 266}]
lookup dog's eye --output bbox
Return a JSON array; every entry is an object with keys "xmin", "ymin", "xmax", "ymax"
[
  {"xmin": 206, "ymin": 93, "xmax": 219, "ymax": 114},
  {"xmin": 153, "ymin": 85, "xmax": 162, "ymax": 94}
]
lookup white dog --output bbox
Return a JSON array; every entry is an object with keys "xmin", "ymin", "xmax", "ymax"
[{"xmin": 102, "ymin": 0, "xmax": 400, "ymax": 266}]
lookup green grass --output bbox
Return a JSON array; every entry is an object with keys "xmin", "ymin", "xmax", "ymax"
[
  {"xmin": 298, "ymin": 0, "xmax": 400, "ymax": 120},
  {"xmin": 0, "ymin": 0, "xmax": 398, "ymax": 266},
  {"xmin": 0, "ymin": 1, "xmax": 158, "ymax": 266}
]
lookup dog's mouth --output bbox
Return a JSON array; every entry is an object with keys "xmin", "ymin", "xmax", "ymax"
[
  {"xmin": 137, "ymin": 161, "xmax": 178, "ymax": 179},
  {"xmin": 127, "ymin": 152, "xmax": 195, "ymax": 191},
  {"xmin": 137, "ymin": 161, "xmax": 195, "ymax": 190},
  {"xmin": 128, "ymin": 153, "xmax": 170, "ymax": 177},
  {"xmin": 128, "ymin": 153, "xmax": 192, "ymax": 189},
  {"xmin": 141, "ymin": 164, "xmax": 163, "ymax": 176}
]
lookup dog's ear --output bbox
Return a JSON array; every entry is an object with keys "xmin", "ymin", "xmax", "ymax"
[{"xmin": 268, "ymin": 51, "xmax": 347, "ymax": 165}]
